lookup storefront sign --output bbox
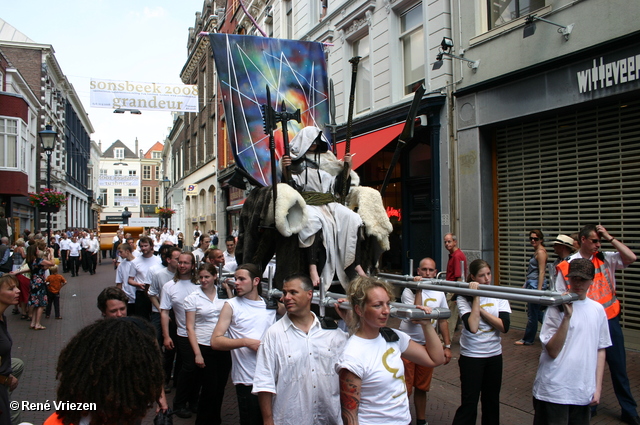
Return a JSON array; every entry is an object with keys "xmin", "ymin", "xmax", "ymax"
[
  {"xmin": 186, "ymin": 184, "xmax": 198, "ymax": 196},
  {"xmin": 90, "ymin": 78, "xmax": 198, "ymax": 112},
  {"xmin": 577, "ymin": 53, "xmax": 640, "ymax": 94},
  {"xmin": 129, "ymin": 218, "xmax": 160, "ymax": 227}
]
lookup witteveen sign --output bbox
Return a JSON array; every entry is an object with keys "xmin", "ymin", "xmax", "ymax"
[{"xmin": 90, "ymin": 78, "xmax": 198, "ymax": 112}]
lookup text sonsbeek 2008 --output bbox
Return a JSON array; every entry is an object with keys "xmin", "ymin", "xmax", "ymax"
[{"xmin": 19, "ymin": 401, "xmax": 97, "ymax": 411}]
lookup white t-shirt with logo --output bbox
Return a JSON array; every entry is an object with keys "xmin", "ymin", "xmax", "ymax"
[
  {"xmin": 399, "ymin": 288, "xmax": 447, "ymax": 345},
  {"xmin": 457, "ymin": 296, "xmax": 511, "ymax": 358},
  {"xmin": 337, "ymin": 330, "xmax": 411, "ymax": 425}
]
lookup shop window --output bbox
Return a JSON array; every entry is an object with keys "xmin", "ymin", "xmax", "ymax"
[{"xmin": 488, "ymin": 0, "xmax": 545, "ymax": 29}]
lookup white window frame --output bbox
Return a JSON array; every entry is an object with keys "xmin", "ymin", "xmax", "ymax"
[
  {"xmin": 114, "ymin": 148, "xmax": 124, "ymax": 159},
  {"xmin": 399, "ymin": 3, "xmax": 425, "ymax": 96},
  {"xmin": 353, "ymin": 34, "xmax": 372, "ymax": 114}
]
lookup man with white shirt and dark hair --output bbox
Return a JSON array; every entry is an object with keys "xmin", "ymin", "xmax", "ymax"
[
  {"xmin": 131, "ymin": 236, "xmax": 162, "ymax": 321},
  {"xmin": 254, "ymin": 274, "xmax": 347, "ymax": 425},
  {"xmin": 223, "ymin": 236, "xmax": 238, "ymax": 273},
  {"xmin": 59, "ymin": 233, "xmax": 71, "ymax": 273}
]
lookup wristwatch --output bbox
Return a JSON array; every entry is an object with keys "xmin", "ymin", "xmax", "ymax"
[{"xmin": 444, "ymin": 344, "xmax": 451, "ymax": 349}]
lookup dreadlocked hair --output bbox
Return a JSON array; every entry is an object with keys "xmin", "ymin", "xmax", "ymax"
[{"xmin": 54, "ymin": 318, "xmax": 164, "ymax": 425}]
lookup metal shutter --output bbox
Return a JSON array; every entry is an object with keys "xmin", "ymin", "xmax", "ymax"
[{"xmin": 494, "ymin": 98, "xmax": 640, "ymax": 349}]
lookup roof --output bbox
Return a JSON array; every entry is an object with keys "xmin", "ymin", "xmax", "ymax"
[
  {"xmin": 101, "ymin": 140, "xmax": 138, "ymax": 159},
  {"xmin": 143, "ymin": 141, "xmax": 164, "ymax": 158},
  {"xmin": 0, "ymin": 19, "xmax": 35, "ymax": 43}
]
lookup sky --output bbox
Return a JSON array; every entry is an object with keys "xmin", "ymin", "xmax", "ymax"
[{"xmin": 2, "ymin": 0, "xmax": 206, "ymax": 154}]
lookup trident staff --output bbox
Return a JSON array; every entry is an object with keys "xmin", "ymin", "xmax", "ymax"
[{"xmin": 376, "ymin": 273, "xmax": 579, "ymax": 306}]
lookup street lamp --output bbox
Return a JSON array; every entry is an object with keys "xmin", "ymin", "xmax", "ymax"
[
  {"xmin": 161, "ymin": 176, "xmax": 171, "ymax": 228},
  {"xmin": 39, "ymin": 124, "xmax": 58, "ymax": 245}
]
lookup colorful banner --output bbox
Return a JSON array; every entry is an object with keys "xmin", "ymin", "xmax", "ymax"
[
  {"xmin": 98, "ymin": 175, "xmax": 140, "ymax": 187},
  {"xmin": 209, "ymin": 34, "xmax": 330, "ymax": 187},
  {"xmin": 90, "ymin": 78, "xmax": 198, "ymax": 112},
  {"xmin": 114, "ymin": 196, "xmax": 140, "ymax": 207}
]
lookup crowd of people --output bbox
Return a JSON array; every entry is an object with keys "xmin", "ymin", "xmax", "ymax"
[{"xmin": 0, "ymin": 220, "xmax": 637, "ymax": 425}]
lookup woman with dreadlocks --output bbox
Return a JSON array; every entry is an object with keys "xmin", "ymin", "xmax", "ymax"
[
  {"xmin": 281, "ymin": 126, "xmax": 367, "ymax": 289},
  {"xmin": 43, "ymin": 318, "xmax": 165, "ymax": 425}
]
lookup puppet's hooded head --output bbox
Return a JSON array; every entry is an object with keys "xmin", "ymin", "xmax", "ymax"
[{"xmin": 289, "ymin": 126, "xmax": 330, "ymax": 160}]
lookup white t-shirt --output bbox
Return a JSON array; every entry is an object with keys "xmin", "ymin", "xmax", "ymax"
[
  {"xmin": 59, "ymin": 238, "xmax": 71, "ymax": 250},
  {"xmin": 132, "ymin": 254, "xmax": 162, "ymax": 284},
  {"xmin": 160, "ymin": 279, "xmax": 199, "ymax": 337},
  {"xmin": 337, "ymin": 330, "xmax": 412, "ymax": 425},
  {"xmin": 223, "ymin": 250, "xmax": 237, "ymax": 273},
  {"xmin": 68, "ymin": 242, "xmax": 81, "ymax": 257},
  {"xmin": 399, "ymin": 288, "xmax": 447, "ymax": 345},
  {"xmin": 225, "ymin": 296, "xmax": 277, "ymax": 386},
  {"xmin": 183, "ymin": 287, "xmax": 227, "ymax": 346},
  {"xmin": 116, "ymin": 259, "xmax": 137, "ymax": 303},
  {"xmin": 253, "ymin": 313, "xmax": 347, "ymax": 425},
  {"xmin": 532, "ymin": 298, "xmax": 611, "ymax": 405},
  {"xmin": 457, "ymin": 296, "xmax": 511, "ymax": 358},
  {"xmin": 147, "ymin": 265, "xmax": 176, "ymax": 313},
  {"xmin": 192, "ymin": 248, "xmax": 205, "ymax": 264}
]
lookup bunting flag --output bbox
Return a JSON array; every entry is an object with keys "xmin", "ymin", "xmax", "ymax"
[{"xmin": 209, "ymin": 34, "xmax": 330, "ymax": 187}]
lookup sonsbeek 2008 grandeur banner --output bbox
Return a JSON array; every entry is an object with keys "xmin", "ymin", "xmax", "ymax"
[{"xmin": 90, "ymin": 78, "xmax": 198, "ymax": 112}]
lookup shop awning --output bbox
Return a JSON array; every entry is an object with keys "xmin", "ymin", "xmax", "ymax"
[{"xmin": 335, "ymin": 122, "xmax": 404, "ymax": 170}]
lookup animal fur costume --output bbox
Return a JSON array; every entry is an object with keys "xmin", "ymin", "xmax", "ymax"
[{"xmin": 235, "ymin": 126, "xmax": 392, "ymax": 290}]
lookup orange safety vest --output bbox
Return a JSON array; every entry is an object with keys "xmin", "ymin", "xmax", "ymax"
[
  {"xmin": 557, "ymin": 253, "xmax": 620, "ymax": 319},
  {"xmin": 43, "ymin": 413, "xmax": 64, "ymax": 425}
]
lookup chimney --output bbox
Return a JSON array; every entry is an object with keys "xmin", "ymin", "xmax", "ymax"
[
  {"xmin": 135, "ymin": 137, "xmax": 139, "ymax": 155},
  {"xmin": 140, "ymin": 149, "xmax": 143, "ymax": 159}
]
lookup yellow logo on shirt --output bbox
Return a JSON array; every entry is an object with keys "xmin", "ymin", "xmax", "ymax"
[{"xmin": 382, "ymin": 347, "xmax": 406, "ymax": 398}]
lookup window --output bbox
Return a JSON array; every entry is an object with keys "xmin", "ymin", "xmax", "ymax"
[
  {"xmin": 128, "ymin": 189, "xmax": 136, "ymax": 197},
  {"xmin": 285, "ymin": 1, "xmax": 293, "ymax": 39},
  {"xmin": 100, "ymin": 169, "xmax": 107, "ymax": 176},
  {"xmin": 152, "ymin": 151, "xmax": 162, "ymax": 159},
  {"xmin": 114, "ymin": 188, "xmax": 122, "ymax": 206},
  {"xmin": 143, "ymin": 165, "xmax": 151, "ymax": 179},
  {"xmin": 114, "ymin": 169, "xmax": 123, "ymax": 176},
  {"xmin": 400, "ymin": 3, "xmax": 425, "ymax": 95},
  {"xmin": 155, "ymin": 166, "xmax": 160, "ymax": 181},
  {"xmin": 354, "ymin": 35, "xmax": 371, "ymax": 114},
  {"xmin": 100, "ymin": 188, "xmax": 107, "ymax": 205},
  {"xmin": 114, "ymin": 148, "xmax": 124, "ymax": 159},
  {"xmin": 143, "ymin": 187, "xmax": 151, "ymax": 204},
  {"xmin": 0, "ymin": 118, "xmax": 18, "ymax": 168},
  {"xmin": 128, "ymin": 169, "xmax": 137, "ymax": 176},
  {"xmin": 488, "ymin": 0, "xmax": 545, "ymax": 29},
  {"xmin": 155, "ymin": 187, "xmax": 160, "ymax": 205}
]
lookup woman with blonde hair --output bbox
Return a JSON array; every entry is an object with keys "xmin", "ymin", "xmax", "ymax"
[{"xmin": 337, "ymin": 276, "xmax": 444, "ymax": 424}]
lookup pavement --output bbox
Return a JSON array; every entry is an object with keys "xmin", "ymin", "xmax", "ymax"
[{"xmin": 6, "ymin": 260, "xmax": 639, "ymax": 424}]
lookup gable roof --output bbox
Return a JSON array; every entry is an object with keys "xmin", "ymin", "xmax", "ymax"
[
  {"xmin": 0, "ymin": 19, "xmax": 35, "ymax": 43},
  {"xmin": 101, "ymin": 140, "xmax": 138, "ymax": 159},
  {"xmin": 143, "ymin": 141, "xmax": 164, "ymax": 158}
]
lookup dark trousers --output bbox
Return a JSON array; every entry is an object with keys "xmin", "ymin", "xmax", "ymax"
[
  {"xmin": 235, "ymin": 384, "xmax": 263, "ymax": 425},
  {"xmin": 151, "ymin": 311, "xmax": 178, "ymax": 386},
  {"xmin": 81, "ymin": 248, "xmax": 89, "ymax": 271},
  {"xmin": 127, "ymin": 303, "xmax": 136, "ymax": 317},
  {"xmin": 196, "ymin": 346, "xmax": 231, "ymax": 425},
  {"xmin": 89, "ymin": 252, "xmax": 98, "ymax": 274},
  {"xmin": 533, "ymin": 397, "xmax": 590, "ymax": 425},
  {"xmin": 452, "ymin": 354, "xmax": 502, "ymax": 425},
  {"xmin": 60, "ymin": 250, "xmax": 69, "ymax": 272},
  {"xmin": 69, "ymin": 256, "xmax": 80, "ymax": 276},
  {"xmin": 173, "ymin": 336, "xmax": 201, "ymax": 410},
  {"xmin": 134, "ymin": 291, "xmax": 151, "ymax": 321},
  {"xmin": 45, "ymin": 292, "xmax": 60, "ymax": 318},
  {"xmin": 600, "ymin": 314, "xmax": 638, "ymax": 417},
  {"xmin": 523, "ymin": 302, "xmax": 545, "ymax": 343}
]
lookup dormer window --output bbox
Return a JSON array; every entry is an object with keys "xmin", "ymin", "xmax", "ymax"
[{"xmin": 114, "ymin": 148, "xmax": 124, "ymax": 159}]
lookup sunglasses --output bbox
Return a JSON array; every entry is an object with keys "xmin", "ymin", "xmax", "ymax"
[{"xmin": 529, "ymin": 237, "xmax": 540, "ymax": 241}]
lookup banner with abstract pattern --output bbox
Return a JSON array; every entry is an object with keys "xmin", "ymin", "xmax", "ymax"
[{"xmin": 209, "ymin": 34, "xmax": 330, "ymax": 187}]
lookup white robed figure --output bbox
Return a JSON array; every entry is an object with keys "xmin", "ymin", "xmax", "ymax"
[{"xmin": 281, "ymin": 126, "xmax": 367, "ymax": 289}]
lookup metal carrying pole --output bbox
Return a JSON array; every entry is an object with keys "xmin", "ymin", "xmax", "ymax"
[
  {"xmin": 376, "ymin": 273, "xmax": 579, "ymax": 306},
  {"xmin": 266, "ymin": 287, "xmax": 450, "ymax": 320}
]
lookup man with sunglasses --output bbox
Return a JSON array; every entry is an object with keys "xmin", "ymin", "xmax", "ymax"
[{"xmin": 555, "ymin": 224, "xmax": 638, "ymax": 424}]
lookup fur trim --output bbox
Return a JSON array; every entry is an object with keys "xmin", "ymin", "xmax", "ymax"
[
  {"xmin": 317, "ymin": 151, "xmax": 361, "ymax": 187},
  {"xmin": 272, "ymin": 183, "xmax": 308, "ymax": 237},
  {"xmin": 347, "ymin": 186, "xmax": 393, "ymax": 250}
]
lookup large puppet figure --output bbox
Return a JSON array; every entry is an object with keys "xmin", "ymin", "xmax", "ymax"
[{"xmin": 281, "ymin": 126, "xmax": 367, "ymax": 288}]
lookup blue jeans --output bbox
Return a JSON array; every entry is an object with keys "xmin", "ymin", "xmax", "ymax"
[{"xmin": 522, "ymin": 279, "xmax": 547, "ymax": 344}]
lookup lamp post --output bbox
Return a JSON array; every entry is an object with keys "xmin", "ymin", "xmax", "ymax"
[
  {"xmin": 39, "ymin": 124, "xmax": 57, "ymax": 245},
  {"xmin": 161, "ymin": 177, "xmax": 171, "ymax": 228}
]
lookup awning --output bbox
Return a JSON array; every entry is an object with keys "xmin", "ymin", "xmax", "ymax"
[{"xmin": 335, "ymin": 122, "xmax": 404, "ymax": 169}]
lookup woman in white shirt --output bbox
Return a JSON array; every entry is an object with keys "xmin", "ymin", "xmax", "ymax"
[
  {"xmin": 184, "ymin": 263, "xmax": 232, "ymax": 425},
  {"xmin": 337, "ymin": 276, "xmax": 444, "ymax": 425},
  {"xmin": 452, "ymin": 259, "xmax": 511, "ymax": 425}
]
